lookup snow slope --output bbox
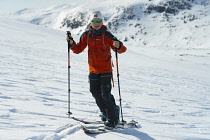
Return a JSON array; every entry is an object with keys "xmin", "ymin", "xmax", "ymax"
[{"xmin": 1, "ymin": 0, "xmax": 210, "ymax": 140}]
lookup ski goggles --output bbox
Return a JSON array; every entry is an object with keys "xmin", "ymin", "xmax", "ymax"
[{"xmin": 91, "ymin": 19, "xmax": 103, "ymax": 23}]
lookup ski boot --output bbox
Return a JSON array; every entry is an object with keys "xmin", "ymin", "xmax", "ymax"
[
  {"xmin": 105, "ymin": 118, "xmax": 118, "ymax": 129},
  {"xmin": 100, "ymin": 112, "xmax": 107, "ymax": 122}
]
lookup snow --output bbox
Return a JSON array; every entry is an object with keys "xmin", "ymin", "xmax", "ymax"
[{"xmin": 1, "ymin": 0, "xmax": 210, "ymax": 140}]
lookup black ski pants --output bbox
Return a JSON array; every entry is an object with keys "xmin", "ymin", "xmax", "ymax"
[{"xmin": 89, "ymin": 72, "xmax": 117, "ymax": 121}]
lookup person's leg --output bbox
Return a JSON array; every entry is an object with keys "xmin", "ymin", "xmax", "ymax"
[
  {"xmin": 89, "ymin": 72, "xmax": 106, "ymax": 113},
  {"xmin": 100, "ymin": 72, "xmax": 118, "ymax": 126}
]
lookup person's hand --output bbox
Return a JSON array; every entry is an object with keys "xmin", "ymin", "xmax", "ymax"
[
  {"xmin": 113, "ymin": 41, "xmax": 120, "ymax": 49},
  {"xmin": 66, "ymin": 35, "xmax": 74, "ymax": 45}
]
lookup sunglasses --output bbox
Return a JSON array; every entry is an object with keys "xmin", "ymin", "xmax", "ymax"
[{"xmin": 91, "ymin": 19, "xmax": 103, "ymax": 23}]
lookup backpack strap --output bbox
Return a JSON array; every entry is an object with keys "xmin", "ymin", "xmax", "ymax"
[
  {"xmin": 86, "ymin": 31, "xmax": 91, "ymax": 45},
  {"xmin": 102, "ymin": 31, "xmax": 108, "ymax": 48}
]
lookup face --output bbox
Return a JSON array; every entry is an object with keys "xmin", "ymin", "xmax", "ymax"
[{"xmin": 90, "ymin": 19, "xmax": 103, "ymax": 30}]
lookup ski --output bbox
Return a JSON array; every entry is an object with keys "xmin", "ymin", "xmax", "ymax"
[
  {"xmin": 83, "ymin": 126, "xmax": 106, "ymax": 134},
  {"xmin": 82, "ymin": 120, "xmax": 138, "ymax": 134},
  {"xmin": 82, "ymin": 125, "xmax": 123, "ymax": 134},
  {"xmin": 69, "ymin": 115, "xmax": 139, "ymax": 134},
  {"xmin": 70, "ymin": 116, "xmax": 104, "ymax": 124}
]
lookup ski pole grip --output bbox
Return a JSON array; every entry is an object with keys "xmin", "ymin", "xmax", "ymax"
[
  {"xmin": 66, "ymin": 31, "xmax": 71, "ymax": 36},
  {"xmin": 66, "ymin": 31, "xmax": 73, "ymax": 40}
]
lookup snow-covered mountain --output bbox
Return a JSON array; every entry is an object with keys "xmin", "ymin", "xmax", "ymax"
[
  {"xmin": 6, "ymin": 0, "xmax": 210, "ymax": 59},
  {"xmin": 0, "ymin": 0, "xmax": 210, "ymax": 140}
]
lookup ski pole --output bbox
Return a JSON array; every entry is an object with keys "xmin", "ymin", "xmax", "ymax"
[
  {"xmin": 115, "ymin": 48, "xmax": 125, "ymax": 123},
  {"xmin": 67, "ymin": 31, "xmax": 73, "ymax": 116}
]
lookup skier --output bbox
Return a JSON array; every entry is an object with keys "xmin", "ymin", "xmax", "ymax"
[{"xmin": 66, "ymin": 11, "xmax": 127, "ymax": 128}]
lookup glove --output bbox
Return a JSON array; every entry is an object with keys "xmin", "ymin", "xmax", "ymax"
[
  {"xmin": 113, "ymin": 41, "xmax": 122, "ymax": 50},
  {"xmin": 66, "ymin": 35, "xmax": 74, "ymax": 45},
  {"xmin": 66, "ymin": 31, "xmax": 74, "ymax": 46}
]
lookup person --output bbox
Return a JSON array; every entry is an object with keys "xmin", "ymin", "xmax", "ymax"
[{"xmin": 66, "ymin": 11, "xmax": 127, "ymax": 128}]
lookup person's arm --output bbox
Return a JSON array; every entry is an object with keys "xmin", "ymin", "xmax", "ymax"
[
  {"xmin": 66, "ymin": 32, "xmax": 88, "ymax": 54},
  {"xmin": 105, "ymin": 31, "xmax": 127, "ymax": 53},
  {"xmin": 113, "ymin": 40, "xmax": 127, "ymax": 53}
]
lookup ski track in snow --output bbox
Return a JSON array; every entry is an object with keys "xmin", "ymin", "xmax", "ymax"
[
  {"xmin": 1, "ymin": 8, "xmax": 210, "ymax": 140},
  {"xmin": 26, "ymin": 124, "xmax": 82, "ymax": 140}
]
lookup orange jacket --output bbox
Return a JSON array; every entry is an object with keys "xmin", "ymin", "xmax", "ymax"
[{"xmin": 71, "ymin": 25, "xmax": 127, "ymax": 74}]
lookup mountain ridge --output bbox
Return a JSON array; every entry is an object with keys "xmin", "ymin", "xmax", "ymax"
[{"xmin": 8, "ymin": 0, "xmax": 210, "ymax": 57}]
